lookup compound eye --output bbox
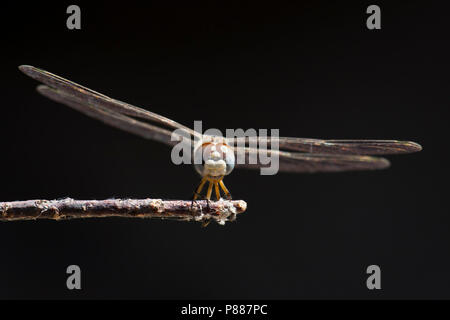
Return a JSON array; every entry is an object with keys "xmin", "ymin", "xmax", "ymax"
[{"xmin": 217, "ymin": 143, "xmax": 235, "ymax": 175}]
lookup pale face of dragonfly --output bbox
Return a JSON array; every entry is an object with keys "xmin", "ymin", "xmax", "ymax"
[
  {"xmin": 193, "ymin": 136, "xmax": 235, "ymax": 178},
  {"xmin": 18, "ymin": 65, "xmax": 422, "ymax": 202}
]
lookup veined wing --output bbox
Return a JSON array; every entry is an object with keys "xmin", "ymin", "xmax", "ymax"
[
  {"xmin": 235, "ymin": 147, "xmax": 390, "ymax": 173},
  {"xmin": 36, "ymin": 85, "xmax": 194, "ymax": 147},
  {"xmin": 18, "ymin": 65, "xmax": 201, "ymax": 144},
  {"xmin": 20, "ymin": 65, "xmax": 422, "ymax": 158},
  {"xmin": 229, "ymin": 137, "xmax": 422, "ymax": 155}
]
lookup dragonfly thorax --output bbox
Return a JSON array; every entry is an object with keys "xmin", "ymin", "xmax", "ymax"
[{"xmin": 193, "ymin": 137, "xmax": 235, "ymax": 177}]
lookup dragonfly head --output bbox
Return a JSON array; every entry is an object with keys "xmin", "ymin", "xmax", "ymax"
[{"xmin": 193, "ymin": 136, "xmax": 235, "ymax": 178}]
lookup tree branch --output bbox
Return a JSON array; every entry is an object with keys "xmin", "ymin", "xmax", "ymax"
[{"xmin": 0, "ymin": 198, "xmax": 247, "ymax": 225}]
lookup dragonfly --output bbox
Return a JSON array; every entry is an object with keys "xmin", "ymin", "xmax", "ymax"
[{"xmin": 19, "ymin": 65, "xmax": 422, "ymax": 203}]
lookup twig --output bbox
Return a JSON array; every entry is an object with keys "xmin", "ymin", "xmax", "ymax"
[{"xmin": 0, "ymin": 198, "xmax": 247, "ymax": 225}]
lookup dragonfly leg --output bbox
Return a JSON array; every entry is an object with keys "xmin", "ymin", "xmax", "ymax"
[
  {"xmin": 205, "ymin": 180, "xmax": 213, "ymax": 208},
  {"xmin": 191, "ymin": 176, "xmax": 208, "ymax": 211},
  {"xmin": 193, "ymin": 176, "xmax": 208, "ymax": 200},
  {"xmin": 191, "ymin": 176, "xmax": 217, "ymax": 223},
  {"xmin": 219, "ymin": 179, "xmax": 232, "ymax": 200},
  {"xmin": 214, "ymin": 180, "xmax": 221, "ymax": 200},
  {"xmin": 205, "ymin": 180, "xmax": 213, "ymax": 200}
]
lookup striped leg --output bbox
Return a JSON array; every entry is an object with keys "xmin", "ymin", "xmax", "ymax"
[
  {"xmin": 219, "ymin": 179, "xmax": 232, "ymax": 200},
  {"xmin": 193, "ymin": 176, "xmax": 208, "ymax": 200},
  {"xmin": 214, "ymin": 181, "xmax": 221, "ymax": 200}
]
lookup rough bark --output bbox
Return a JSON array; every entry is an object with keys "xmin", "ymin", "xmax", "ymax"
[{"xmin": 0, "ymin": 198, "xmax": 247, "ymax": 225}]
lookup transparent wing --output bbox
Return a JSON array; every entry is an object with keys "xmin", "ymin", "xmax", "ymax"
[
  {"xmin": 18, "ymin": 65, "xmax": 201, "ymax": 144},
  {"xmin": 235, "ymin": 148, "xmax": 391, "ymax": 173},
  {"xmin": 36, "ymin": 85, "xmax": 194, "ymax": 147},
  {"xmin": 20, "ymin": 65, "xmax": 420, "ymax": 174},
  {"xmin": 229, "ymin": 136, "xmax": 422, "ymax": 155}
]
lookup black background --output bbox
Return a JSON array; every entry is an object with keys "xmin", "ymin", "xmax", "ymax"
[{"xmin": 0, "ymin": 1, "xmax": 448, "ymax": 299}]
